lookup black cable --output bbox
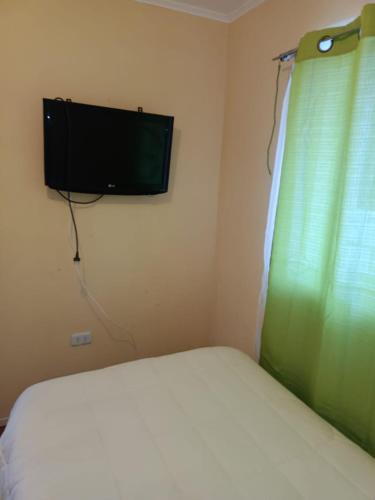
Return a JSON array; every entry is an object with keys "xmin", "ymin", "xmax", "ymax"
[
  {"xmin": 57, "ymin": 190, "xmax": 104, "ymax": 205},
  {"xmin": 58, "ymin": 190, "xmax": 103, "ymax": 262},
  {"xmin": 60, "ymin": 98, "xmax": 80, "ymax": 261},
  {"xmin": 266, "ymin": 61, "xmax": 282, "ymax": 176},
  {"xmin": 54, "ymin": 96, "xmax": 104, "ymax": 261},
  {"xmin": 66, "ymin": 192, "xmax": 81, "ymax": 262},
  {"xmin": 55, "ymin": 101, "xmax": 103, "ymax": 205}
]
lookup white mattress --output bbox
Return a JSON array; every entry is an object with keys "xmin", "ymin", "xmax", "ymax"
[{"xmin": 1, "ymin": 347, "xmax": 375, "ymax": 500}]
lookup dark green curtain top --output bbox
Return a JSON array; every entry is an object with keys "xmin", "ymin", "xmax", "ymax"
[{"xmin": 296, "ymin": 4, "xmax": 375, "ymax": 62}]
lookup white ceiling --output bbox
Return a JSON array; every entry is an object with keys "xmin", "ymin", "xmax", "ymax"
[{"xmin": 136, "ymin": 0, "xmax": 265, "ymax": 22}]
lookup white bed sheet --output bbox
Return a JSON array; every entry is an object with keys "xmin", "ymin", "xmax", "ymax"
[{"xmin": 1, "ymin": 347, "xmax": 375, "ymax": 500}]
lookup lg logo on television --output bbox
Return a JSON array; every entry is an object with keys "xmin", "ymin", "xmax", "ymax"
[{"xmin": 107, "ymin": 184, "xmax": 116, "ymax": 188}]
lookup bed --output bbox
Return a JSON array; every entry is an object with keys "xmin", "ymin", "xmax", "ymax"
[{"xmin": 1, "ymin": 347, "xmax": 375, "ymax": 500}]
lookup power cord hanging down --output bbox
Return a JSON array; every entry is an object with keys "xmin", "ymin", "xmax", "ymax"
[
  {"xmin": 67, "ymin": 193, "xmax": 80, "ymax": 262},
  {"xmin": 54, "ymin": 95, "xmax": 104, "ymax": 261},
  {"xmin": 266, "ymin": 61, "xmax": 282, "ymax": 176},
  {"xmin": 57, "ymin": 190, "xmax": 104, "ymax": 261},
  {"xmin": 55, "ymin": 97, "xmax": 137, "ymax": 353},
  {"xmin": 67, "ymin": 220, "xmax": 139, "ymax": 356},
  {"xmin": 73, "ymin": 262, "xmax": 139, "ymax": 356}
]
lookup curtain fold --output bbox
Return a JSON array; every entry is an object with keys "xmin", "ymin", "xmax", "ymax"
[{"xmin": 260, "ymin": 4, "xmax": 375, "ymax": 456}]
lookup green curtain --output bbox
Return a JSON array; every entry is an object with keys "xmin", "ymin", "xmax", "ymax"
[{"xmin": 261, "ymin": 4, "xmax": 375, "ymax": 457}]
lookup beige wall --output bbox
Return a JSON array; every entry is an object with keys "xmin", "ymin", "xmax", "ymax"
[
  {"xmin": 0, "ymin": 0, "xmax": 227, "ymax": 418},
  {"xmin": 212, "ymin": 0, "xmax": 369, "ymax": 357}
]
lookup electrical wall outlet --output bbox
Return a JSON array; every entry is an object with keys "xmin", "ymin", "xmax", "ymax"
[{"xmin": 71, "ymin": 331, "xmax": 92, "ymax": 347}]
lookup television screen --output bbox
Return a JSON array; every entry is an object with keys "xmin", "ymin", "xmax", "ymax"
[{"xmin": 43, "ymin": 99, "xmax": 174, "ymax": 195}]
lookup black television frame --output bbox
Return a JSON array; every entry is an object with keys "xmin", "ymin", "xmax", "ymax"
[{"xmin": 43, "ymin": 98, "xmax": 174, "ymax": 196}]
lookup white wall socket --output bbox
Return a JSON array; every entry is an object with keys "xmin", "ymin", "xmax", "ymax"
[{"xmin": 71, "ymin": 331, "xmax": 92, "ymax": 347}]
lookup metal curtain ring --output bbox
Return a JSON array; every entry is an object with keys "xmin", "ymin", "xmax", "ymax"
[{"xmin": 318, "ymin": 35, "xmax": 334, "ymax": 53}]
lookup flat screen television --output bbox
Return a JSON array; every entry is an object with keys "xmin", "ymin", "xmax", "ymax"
[{"xmin": 43, "ymin": 99, "xmax": 174, "ymax": 195}]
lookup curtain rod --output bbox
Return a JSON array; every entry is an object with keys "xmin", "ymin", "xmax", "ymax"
[
  {"xmin": 272, "ymin": 27, "xmax": 360, "ymax": 62},
  {"xmin": 272, "ymin": 48, "xmax": 297, "ymax": 62}
]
